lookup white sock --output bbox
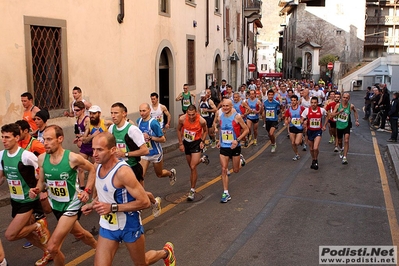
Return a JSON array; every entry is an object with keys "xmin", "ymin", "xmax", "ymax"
[
  {"xmin": 224, "ymin": 190, "xmax": 228, "ymax": 194},
  {"xmin": 190, "ymin": 188, "xmax": 195, "ymax": 193},
  {"xmin": 0, "ymin": 258, "xmax": 7, "ymax": 266}
]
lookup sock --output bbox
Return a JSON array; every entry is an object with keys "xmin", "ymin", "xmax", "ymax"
[
  {"xmin": 224, "ymin": 190, "xmax": 228, "ymax": 194},
  {"xmin": 190, "ymin": 188, "xmax": 195, "ymax": 193}
]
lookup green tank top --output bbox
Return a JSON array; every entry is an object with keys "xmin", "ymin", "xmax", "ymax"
[
  {"xmin": 43, "ymin": 150, "xmax": 82, "ymax": 211},
  {"xmin": 181, "ymin": 92, "xmax": 192, "ymax": 111},
  {"xmin": 336, "ymin": 103, "xmax": 351, "ymax": 130},
  {"xmin": 112, "ymin": 123, "xmax": 138, "ymax": 167},
  {"xmin": 2, "ymin": 148, "xmax": 37, "ymax": 203}
]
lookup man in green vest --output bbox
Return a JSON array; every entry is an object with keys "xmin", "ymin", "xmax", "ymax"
[
  {"xmin": 0, "ymin": 123, "xmax": 51, "ymax": 266},
  {"xmin": 176, "ymin": 84, "xmax": 196, "ymax": 114},
  {"xmin": 30, "ymin": 125, "xmax": 97, "ymax": 265},
  {"xmin": 331, "ymin": 92, "xmax": 360, "ymax": 165}
]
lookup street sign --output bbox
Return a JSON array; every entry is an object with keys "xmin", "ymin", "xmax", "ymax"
[
  {"xmin": 248, "ymin": 64, "xmax": 256, "ymax": 72},
  {"xmin": 327, "ymin": 62, "xmax": 333, "ymax": 70}
]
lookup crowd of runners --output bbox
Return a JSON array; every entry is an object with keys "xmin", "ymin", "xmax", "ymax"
[{"xmin": 0, "ymin": 76, "xmax": 370, "ymax": 265}]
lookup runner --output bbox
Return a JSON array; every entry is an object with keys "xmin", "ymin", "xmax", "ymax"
[
  {"xmin": 299, "ymin": 87, "xmax": 311, "ymax": 151},
  {"xmin": 29, "ymin": 125, "xmax": 97, "ymax": 265},
  {"xmin": 325, "ymin": 92, "xmax": 341, "ymax": 152},
  {"xmin": 82, "ymin": 132, "xmax": 176, "ymax": 266},
  {"xmin": 137, "ymin": 103, "xmax": 176, "ymax": 187},
  {"xmin": 176, "ymin": 104, "xmax": 209, "ymax": 201},
  {"xmin": 330, "ymin": 92, "xmax": 360, "ymax": 164},
  {"xmin": 0, "ymin": 123, "xmax": 51, "ymax": 266},
  {"xmin": 150, "ymin": 92, "xmax": 172, "ymax": 135},
  {"xmin": 284, "ymin": 95, "xmax": 305, "ymax": 160},
  {"xmin": 21, "ymin": 92, "xmax": 40, "ymax": 132},
  {"xmin": 246, "ymin": 90, "xmax": 263, "ymax": 145},
  {"xmin": 215, "ymin": 99, "xmax": 248, "ymax": 203},
  {"xmin": 263, "ymin": 89, "xmax": 281, "ymax": 153},
  {"xmin": 301, "ymin": 97, "xmax": 327, "ymax": 170},
  {"xmin": 198, "ymin": 90, "xmax": 217, "ymax": 148},
  {"xmin": 175, "ymin": 84, "xmax": 196, "ymax": 114},
  {"xmin": 232, "ymin": 92, "xmax": 250, "ymax": 146}
]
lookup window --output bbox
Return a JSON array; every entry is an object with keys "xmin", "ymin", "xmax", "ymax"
[
  {"xmin": 262, "ymin": 55, "xmax": 266, "ymax": 60},
  {"xmin": 187, "ymin": 38, "xmax": 196, "ymax": 86},
  {"xmin": 225, "ymin": 7, "xmax": 230, "ymax": 40},
  {"xmin": 336, "ymin": 30, "xmax": 342, "ymax": 35},
  {"xmin": 24, "ymin": 16, "xmax": 69, "ymax": 111},
  {"xmin": 236, "ymin": 12, "xmax": 241, "ymax": 41},
  {"xmin": 186, "ymin": 0, "xmax": 196, "ymax": 7},
  {"xmin": 159, "ymin": 0, "xmax": 170, "ymax": 15},
  {"xmin": 261, "ymin": 64, "xmax": 267, "ymax": 71},
  {"xmin": 215, "ymin": 0, "xmax": 220, "ymax": 13}
]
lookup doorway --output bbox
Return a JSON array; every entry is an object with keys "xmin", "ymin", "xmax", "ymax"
[{"xmin": 159, "ymin": 49, "xmax": 170, "ymax": 110}]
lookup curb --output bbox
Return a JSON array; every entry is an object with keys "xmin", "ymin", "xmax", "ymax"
[{"xmin": 387, "ymin": 144, "xmax": 399, "ymax": 190}]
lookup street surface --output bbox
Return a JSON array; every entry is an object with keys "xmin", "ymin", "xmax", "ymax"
[{"xmin": 1, "ymin": 91, "xmax": 399, "ymax": 266}]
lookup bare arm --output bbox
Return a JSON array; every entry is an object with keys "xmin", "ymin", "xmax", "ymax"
[
  {"xmin": 175, "ymin": 92, "xmax": 183, "ymax": 101},
  {"xmin": 161, "ymin": 105, "xmax": 172, "ymax": 129},
  {"xmin": 69, "ymin": 152, "xmax": 95, "ymax": 202}
]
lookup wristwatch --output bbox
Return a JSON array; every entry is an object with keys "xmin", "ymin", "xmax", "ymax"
[
  {"xmin": 111, "ymin": 203, "xmax": 118, "ymax": 213},
  {"xmin": 125, "ymin": 152, "xmax": 129, "ymax": 158}
]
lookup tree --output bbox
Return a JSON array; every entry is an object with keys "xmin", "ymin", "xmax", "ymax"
[{"xmin": 298, "ymin": 20, "xmax": 336, "ymax": 53}]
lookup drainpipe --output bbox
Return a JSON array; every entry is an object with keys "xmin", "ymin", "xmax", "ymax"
[
  {"xmin": 117, "ymin": 0, "xmax": 125, "ymax": 24},
  {"xmin": 205, "ymin": 0, "xmax": 209, "ymax": 47}
]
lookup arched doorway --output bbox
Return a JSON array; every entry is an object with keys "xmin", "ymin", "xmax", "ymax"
[
  {"xmin": 214, "ymin": 54, "xmax": 222, "ymax": 86},
  {"xmin": 159, "ymin": 49, "xmax": 170, "ymax": 110}
]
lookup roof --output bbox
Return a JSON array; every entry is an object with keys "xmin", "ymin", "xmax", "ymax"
[{"xmin": 298, "ymin": 41, "xmax": 322, "ymax": 49}]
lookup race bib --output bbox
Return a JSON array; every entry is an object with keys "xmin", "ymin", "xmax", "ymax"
[
  {"xmin": 8, "ymin": 180, "xmax": 24, "ymax": 200},
  {"xmin": 145, "ymin": 141, "xmax": 153, "ymax": 150},
  {"xmin": 337, "ymin": 112, "xmax": 349, "ymax": 122},
  {"xmin": 101, "ymin": 213, "xmax": 118, "ymax": 226},
  {"xmin": 183, "ymin": 129, "xmax": 196, "ymax": 142},
  {"xmin": 309, "ymin": 118, "xmax": 321, "ymax": 129},
  {"xmin": 291, "ymin": 118, "xmax": 301, "ymax": 126},
  {"xmin": 48, "ymin": 180, "xmax": 69, "ymax": 202},
  {"xmin": 183, "ymin": 99, "xmax": 190, "ymax": 107},
  {"xmin": 221, "ymin": 130, "xmax": 234, "ymax": 144},
  {"xmin": 117, "ymin": 143, "xmax": 128, "ymax": 161},
  {"xmin": 266, "ymin": 110, "xmax": 275, "ymax": 118},
  {"xmin": 200, "ymin": 109, "xmax": 209, "ymax": 117},
  {"xmin": 155, "ymin": 115, "xmax": 163, "ymax": 123}
]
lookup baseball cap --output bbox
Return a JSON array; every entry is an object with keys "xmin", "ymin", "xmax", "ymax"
[
  {"xmin": 88, "ymin": 105, "xmax": 101, "ymax": 113},
  {"xmin": 200, "ymin": 91, "xmax": 206, "ymax": 97}
]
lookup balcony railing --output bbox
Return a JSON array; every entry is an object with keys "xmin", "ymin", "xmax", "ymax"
[
  {"xmin": 364, "ymin": 35, "xmax": 399, "ymax": 46},
  {"xmin": 366, "ymin": 15, "xmax": 399, "ymax": 25},
  {"xmin": 244, "ymin": 0, "xmax": 262, "ymax": 9},
  {"xmin": 244, "ymin": 0, "xmax": 262, "ymax": 20}
]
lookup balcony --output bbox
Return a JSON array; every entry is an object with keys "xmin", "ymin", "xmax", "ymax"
[
  {"xmin": 364, "ymin": 35, "xmax": 399, "ymax": 46},
  {"xmin": 366, "ymin": 15, "xmax": 399, "ymax": 25},
  {"xmin": 244, "ymin": 0, "xmax": 262, "ymax": 22}
]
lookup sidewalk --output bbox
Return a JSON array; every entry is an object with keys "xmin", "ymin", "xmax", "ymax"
[{"xmin": 0, "ymin": 128, "xmax": 181, "ymax": 207}]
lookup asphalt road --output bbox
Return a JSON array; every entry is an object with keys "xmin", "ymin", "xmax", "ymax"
[{"xmin": 1, "ymin": 91, "xmax": 399, "ymax": 266}]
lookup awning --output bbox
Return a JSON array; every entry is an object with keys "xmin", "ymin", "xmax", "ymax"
[{"xmin": 259, "ymin": 72, "xmax": 283, "ymax": 78}]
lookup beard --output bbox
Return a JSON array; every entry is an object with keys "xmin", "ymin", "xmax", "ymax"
[{"xmin": 90, "ymin": 116, "xmax": 100, "ymax": 125}]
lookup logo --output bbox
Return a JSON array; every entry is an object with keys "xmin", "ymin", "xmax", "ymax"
[
  {"xmin": 319, "ymin": 246, "xmax": 396, "ymax": 264},
  {"xmin": 60, "ymin": 172, "xmax": 69, "ymax": 180}
]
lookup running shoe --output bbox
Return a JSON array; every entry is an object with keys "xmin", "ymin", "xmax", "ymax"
[
  {"xmin": 342, "ymin": 156, "xmax": 348, "ymax": 165},
  {"xmin": 152, "ymin": 197, "xmax": 162, "ymax": 218},
  {"xmin": 292, "ymin": 155, "xmax": 300, "ymax": 161},
  {"xmin": 313, "ymin": 160, "xmax": 319, "ymax": 170},
  {"xmin": 227, "ymin": 170, "xmax": 231, "ymax": 176},
  {"xmin": 334, "ymin": 146, "xmax": 339, "ymax": 152},
  {"xmin": 244, "ymin": 140, "xmax": 249, "ymax": 147},
  {"xmin": 271, "ymin": 144, "xmax": 276, "ymax": 153},
  {"xmin": 387, "ymin": 139, "xmax": 397, "ymax": 142},
  {"xmin": 187, "ymin": 190, "xmax": 195, "ymax": 201},
  {"xmin": 35, "ymin": 250, "xmax": 53, "ymax": 266},
  {"xmin": 23, "ymin": 241, "xmax": 33, "ymax": 249},
  {"xmin": 302, "ymin": 144, "xmax": 307, "ymax": 151},
  {"xmin": 211, "ymin": 140, "xmax": 217, "ymax": 148},
  {"xmin": 201, "ymin": 154, "xmax": 210, "ymax": 165},
  {"xmin": 163, "ymin": 242, "xmax": 176, "ymax": 266},
  {"xmin": 253, "ymin": 139, "xmax": 257, "ymax": 145},
  {"xmin": 240, "ymin": 154, "xmax": 246, "ymax": 167},
  {"xmin": 328, "ymin": 136, "xmax": 335, "ymax": 144},
  {"xmin": 377, "ymin": 128, "xmax": 385, "ymax": 132},
  {"xmin": 35, "ymin": 218, "xmax": 50, "ymax": 245},
  {"xmin": 169, "ymin": 169, "xmax": 176, "ymax": 186},
  {"xmin": 220, "ymin": 193, "xmax": 231, "ymax": 203},
  {"xmin": 339, "ymin": 149, "xmax": 344, "ymax": 159},
  {"xmin": 262, "ymin": 123, "xmax": 266, "ymax": 128},
  {"xmin": 310, "ymin": 160, "xmax": 316, "ymax": 169}
]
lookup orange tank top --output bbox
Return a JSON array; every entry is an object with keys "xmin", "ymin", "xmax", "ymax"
[
  {"xmin": 182, "ymin": 114, "xmax": 202, "ymax": 142},
  {"xmin": 23, "ymin": 106, "xmax": 38, "ymax": 131}
]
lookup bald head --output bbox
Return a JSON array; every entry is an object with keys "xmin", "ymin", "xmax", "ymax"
[{"xmin": 139, "ymin": 103, "xmax": 151, "ymax": 119}]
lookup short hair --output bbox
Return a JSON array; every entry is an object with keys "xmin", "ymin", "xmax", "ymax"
[
  {"xmin": 45, "ymin": 125, "xmax": 64, "ymax": 138},
  {"xmin": 311, "ymin": 96, "xmax": 318, "ymax": 102},
  {"xmin": 187, "ymin": 104, "xmax": 197, "ymax": 112},
  {"xmin": 1, "ymin": 123, "xmax": 21, "ymax": 137},
  {"xmin": 394, "ymin": 92, "xmax": 399, "ymax": 98},
  {"xmin": 221, "ymin": 79, "xmax": 227, "ymax": 83},
  {"xmin": 95, "ymin": 132, "xmax": 116, "ymax": 150},
  {"xmin": 290, "ymin": 95, "xmax": 298, "ymax": 100},
  {"xmin": 150, "ymin": 92, "xmax": 159, "ymax": 98},
  {"xmin": 111, "ymin": 102, "xmax": 128, "ymax": 113},
  {"xmin": 183, "ymin": 84, "xmax": 189, "ymax": 88},
  {"xmin": 21, "ymin": 92, "xmax": 33, "ymax": 100},
  {"xmin": 15, "ymin": 120, "xmax": 31, "ymax": 131},
  {"xmin": 267, "ymin": 89, "xmax": 274, "ymax": 95},
  {"xmin": 73, "ymin": 86, "xmax": 82, "ymax": 93},
  {"xmin": 73, "ymin": 101, "xmax": 85, "ymax": 110}
]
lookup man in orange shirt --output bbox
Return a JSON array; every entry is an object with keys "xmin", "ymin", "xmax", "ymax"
[
  {"xmin": 15, "ymin": 120, "xmax": 45, "ymax": 156},
  {"xmin": 21, "ymin": 92, "xmax": 40, "ymax": 132}
]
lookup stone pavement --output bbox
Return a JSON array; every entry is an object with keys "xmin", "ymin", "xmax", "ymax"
[{"xmin": 0, "ymin": 128, "xmax": 180, "ymax": 207}]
